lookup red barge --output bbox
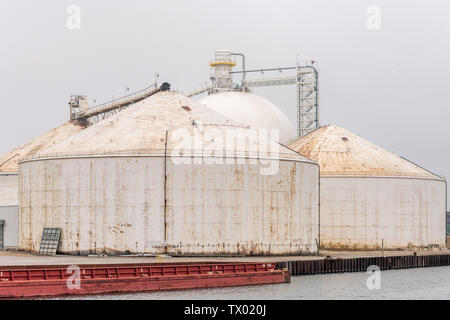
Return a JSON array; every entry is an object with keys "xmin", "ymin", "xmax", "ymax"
[{"xmin": 0, "ymin": 262, "xmax": 290, "ymax": 298}]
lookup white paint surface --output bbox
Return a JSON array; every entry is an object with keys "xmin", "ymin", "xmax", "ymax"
[
  {"xmin": 0, "ymin": 174, "xmax": 18, "ymax": 207},
  {"xmin": 19, "ymin": 157, "xmax": 319, "ymax": 255},
  {"xmin": 320, "ymin": 176, "xmax": 446, "ymax": 249},
  {"xmin": 199, "ymin": 91, "xmax": 297, "ymax": 144}
]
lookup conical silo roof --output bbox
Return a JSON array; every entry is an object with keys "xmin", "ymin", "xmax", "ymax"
[
  {"xmin": 36, "ymin": 91, "xmax": 312, "ymax": 163},
  {"xmin": 0, "ymin": 120, "xmax": 87, "ymax": 173},
  {"xmin": 288, "ymin": 125, "xmax": 443, "ymax": 179}
]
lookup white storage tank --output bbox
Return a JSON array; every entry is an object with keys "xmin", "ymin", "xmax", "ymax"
[
  {"xmin": 0, "ymin": 121, "xmax": 86, "ymax": 248},
  {"xmin": 288, "ymin": 125, "xmax": 447, "ymax": 250},
  {"xmin": 19, "ymin": 91, "xmax": 320, "ymax": 256},
  {"xmin": 199, "ymin": 91, "xmax": 296, "ymax": 144}
]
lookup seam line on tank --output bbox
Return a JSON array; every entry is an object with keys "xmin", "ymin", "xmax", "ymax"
[
  {"xmin": 320, "ymin": 174, "xmax": 445, "ymax": 182},
  {"xmin": 18, "ymin": 154, "xmax": 317, "ymax": 165}
]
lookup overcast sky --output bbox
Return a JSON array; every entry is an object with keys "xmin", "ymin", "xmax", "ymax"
[{"xmin": 1, "ymin": 0, "xmax": 449, "ymax": 206}]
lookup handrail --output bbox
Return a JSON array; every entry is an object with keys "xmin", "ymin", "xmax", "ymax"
[
  {"xmin": 185, "ymin": 84, "xmax": 213, "ymax": 97},
  {"xmin": 0, "ymin": 262, "xmax": 276, "ymax": 282},
  {"xmin": 77, "ymin": 82, "xmax": 160, "ymax": 119}
]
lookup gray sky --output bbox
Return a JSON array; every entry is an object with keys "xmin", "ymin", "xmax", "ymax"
[{"xmin": 1, "ymin": 0, "xmax": 449, "ymax": 206}]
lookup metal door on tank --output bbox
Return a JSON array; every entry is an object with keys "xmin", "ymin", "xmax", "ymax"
[{"xmin": 0, "ymin": 220, "xmax": 4, "ymax": 251}]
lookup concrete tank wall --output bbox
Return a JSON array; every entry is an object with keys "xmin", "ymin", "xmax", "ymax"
[
  {"xmin": 319, "ymin": 176, "xmax": 447, "ymax": 250},
  {"xmin": 0, "ymin": 174, "xmax": 18, "ymax": 207},
  {"xmin": 166, "ymin": 159, "xmax": 319, "ymax": 255},
  {"xmin": 19, "ymin": 157, "xmax": 165, "ymax": 255},
  {"xmin": 19, "ymin": 156, "xmax": 319, "ymax": 256}
]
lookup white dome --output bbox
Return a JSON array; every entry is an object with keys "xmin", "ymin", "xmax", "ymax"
[{"xmin": 199, "ymin": 91, "xmax": 297, "ymax": 144}]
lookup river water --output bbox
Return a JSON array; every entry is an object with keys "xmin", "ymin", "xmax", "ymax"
[{"xmin": 56, "ymin": 266, "xmax": 450, "ymax": 300}]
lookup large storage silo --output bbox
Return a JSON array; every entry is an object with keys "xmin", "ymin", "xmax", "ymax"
[
  {"xmin": 19, "ymin": 91, "xmax": 320, "ymax": 256},
  {"xmin": 0, "ymin": 121, "xmax": 86, "ymax": 249},
  {"xmin": 199, "ymin": 91, "xmax": 296, "ymax": 144},
  {"xmin": 288, "ymin": 125, "xmax": 447, "ymax": 250}
]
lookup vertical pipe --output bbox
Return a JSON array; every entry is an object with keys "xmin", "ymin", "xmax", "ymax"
[
  {"xmin": 317, "ymin": 169, "xmax": 321, "ymax": 255},
  {"xmin": 445, "ymin": 181, "xmax": 448, "ymax": 248},
  {"xmin": 163, "ymin": 130, "xmax": 168, "ymax": 254},
  {"xmin": 231, "ymin": 53, "xmax": 246, "ymax": 87},
  {"xmin": 296, "ymin": 64, "xmax": 300, "ymax": 137}
]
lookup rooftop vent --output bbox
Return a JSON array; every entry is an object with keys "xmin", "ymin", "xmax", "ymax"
[{"xmin": 160, "ymin": 82, "xmax": 171, "ymax": 91}]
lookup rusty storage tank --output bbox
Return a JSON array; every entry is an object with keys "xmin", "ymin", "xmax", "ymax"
[
  {"xmin": 0, "ymin": 121, "xmax": 86, "ymax": 248},
  {"xmin": 288, "ymin": 125, "xmax": 447, "ymax": 250},
  {"xmin": 199, "ymin": 91, "xmax": 296, "ymax": 144},
  {"xmin": 19, "ymin": 91, "xmax": 320, "ymax": 256}
]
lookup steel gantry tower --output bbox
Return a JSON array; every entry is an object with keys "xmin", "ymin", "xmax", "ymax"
[
  {"xmin": 296, "ymin": 65, "xmax": 319, "ymax": 137},
  {"xmin": 186, "ymin": 50, "xmax": 319, "ymax": 137}
]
